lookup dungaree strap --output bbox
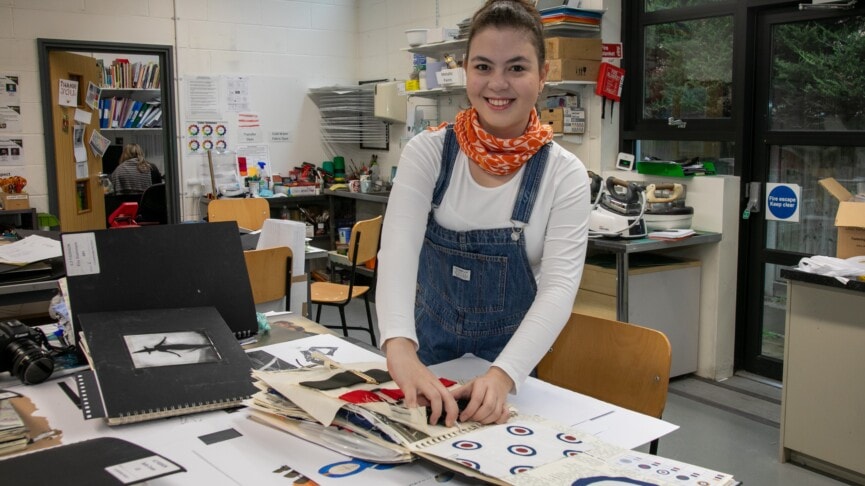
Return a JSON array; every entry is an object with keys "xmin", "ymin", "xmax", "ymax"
[
  {"xmin": 510, "ymin": 142, "xmax": 551, "ymax": 224},
  {"xmin": 433, "ymin": 125, "xmax": 551, "ymax": 223},
  {"xmin": 432, "ymin": 125, "xmax": 460, "ymax": 207}
]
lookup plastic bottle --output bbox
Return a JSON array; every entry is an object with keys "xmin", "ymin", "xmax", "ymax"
[{"xmin": 257, "ymin": 161, "xmax": 270, "ymax": 190}]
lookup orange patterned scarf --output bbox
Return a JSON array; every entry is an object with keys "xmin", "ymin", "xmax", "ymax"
[{"xmin": 433, "ymin": 107, "xmax": 553, "ymax": 176}]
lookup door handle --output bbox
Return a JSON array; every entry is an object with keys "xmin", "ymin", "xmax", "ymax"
[{"xmin": 743, "ymin": 182, "xmax": 761, "ymax": 219}]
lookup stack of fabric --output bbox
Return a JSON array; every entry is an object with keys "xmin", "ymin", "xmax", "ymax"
[{"xmin": 539, "ymin": 6, "xmax": 602, "ymax": 32}]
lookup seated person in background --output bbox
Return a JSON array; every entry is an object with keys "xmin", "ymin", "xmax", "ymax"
[{"xmin": 109, "ymin": 143, "xmax": 158, "ymax": 195}]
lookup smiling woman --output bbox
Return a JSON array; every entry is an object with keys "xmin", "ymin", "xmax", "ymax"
[{"xmin": 376, "ymin": 0, "xmax": 591, "ymax": 432}]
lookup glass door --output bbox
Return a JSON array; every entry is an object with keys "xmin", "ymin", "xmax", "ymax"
[{"xmin": 741, "ymin": 6, "xmax": 865, "ymax": 379}]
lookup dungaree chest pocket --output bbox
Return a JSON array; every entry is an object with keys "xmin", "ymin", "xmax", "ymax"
[{"xmin": 420, "ymin": 239, "xmax": 508, "ymax": 313}]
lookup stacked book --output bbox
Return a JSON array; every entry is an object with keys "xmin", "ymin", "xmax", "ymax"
[
  {"xmin": 246, "ymin": 358, "xmax": 738, "ymax": 485},
  {"xmin": 98, "ymin": 98, "xmax": 162, "ymax": 129},
  {"xmin": 101, "ymin": 59, "xmax": 161, "ymax": 89},
  {"xmin": 0, "ymin": 399, "xmax": 28, "ymax": 456}
]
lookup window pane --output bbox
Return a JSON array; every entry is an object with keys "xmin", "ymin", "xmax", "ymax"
[
  {"xmin": 769, "ymin": 16, "xmax": 865, "ymax": 131},
  {"xmin": 636, "ymin": 139, "xmax": 735, "ymax": 175},
  {"xmin": 644, "ymin": 16, "xmax": 733, "ymax": 120},
  {"xmin": 645, "ymin": 0, "xmax": 729, "ymax": 12},
  {"xmin": 761, "ymin": 263, "xmax": 789, "ymax": 361},
  {"xmin": 766, "ymin": 145, "xmax": 865, "ymax": 255}
]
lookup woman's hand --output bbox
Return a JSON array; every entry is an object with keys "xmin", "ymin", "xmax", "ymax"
[
  {"xmin": 384, "ymin": 337, "xmax": 460, "ymax": 426},
  {"xmin": 452, "ymin": 366, "xmax": 513, "ymax": 425}
]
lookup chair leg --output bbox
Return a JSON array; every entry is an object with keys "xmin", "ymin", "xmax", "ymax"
[
  {"xmin": 649, "ymin": 438, "xmax": 659, "ymax": 455},
  {"xmin": 315, "ymin": 303, "xmax": 323, "ymax": 323},
  {"xmin": 338, "ymin": 305, "xmax": 349, "ymax": 337},
  {"xmin": 363, "ymin": 294, "xmax": 376, "ymax": 347}
]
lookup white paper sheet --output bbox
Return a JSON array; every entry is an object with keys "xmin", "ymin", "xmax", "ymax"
[{"xmin": 0, "ymin": 234, "xmax": 62, "ymax": 265}]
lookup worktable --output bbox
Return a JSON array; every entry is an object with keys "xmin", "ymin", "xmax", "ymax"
[
  {"xmin": 587, "ymin": 231, "xmax": 722, "ymax": 322},
  {"xmin": 0, "ymin": 314, "xmax": 679, "ymax": 485},
  {"xmin": 779, "ymin": 269, "xmax": 865, "ymax": 484}
]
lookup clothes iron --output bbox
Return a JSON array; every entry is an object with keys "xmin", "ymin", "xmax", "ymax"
[
  {"xmin": 641, "ymin": 183, "xmax": 694, "ymax": 231},
  {"xmin": 588, "ymin": 176, "xmax": 647, "ymax": 239}
]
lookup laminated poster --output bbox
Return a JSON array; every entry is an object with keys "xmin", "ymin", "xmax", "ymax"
[
  {"xmin": 1, "ymin": 73, "xmax": 20, "ymax": 105},
  {"xmin": 0, "ymin": 139, "xmax": 23, "ymax": 165}
]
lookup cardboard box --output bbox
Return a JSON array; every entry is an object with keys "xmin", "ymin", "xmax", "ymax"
[
  {"xmin": 544, "ymin": 37, "xmax": 602, "ymax": 60},
  {"xmin": 819, "ymin": 177, "xmax": 865, "ymax": 258},
  {"xmin": 539, "ymin": 108, "xmax": 564, "ymax": 133},
  {"xmin": 547, "ymin": 59, "xmax": 601, "ymax": 82},
  {"xmin": 563, "ymin": 107, "xmax": 586, "ymax": 134},
  {"xmin": 0, "ymin": 192, "xmax": 29, "ymax": 210},
  {"xmin": 287, "ymin": 182, "xmax": 318, "ymax": 196},
  {"xmin": 540, "ymin": 96, "xmax": 585, "ymax": 133}
]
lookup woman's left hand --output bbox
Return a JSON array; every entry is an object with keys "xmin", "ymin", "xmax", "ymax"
[{"xmin": 451, "ymin": 366, "xmax": 513, "ymax": 424}]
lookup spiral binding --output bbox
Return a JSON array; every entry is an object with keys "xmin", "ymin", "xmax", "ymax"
[
  {"xmin": 411, "ymin": 422, "xmax": 485, "ymax": 449},
  {"xmin": 109, "ymin": 395, "xmax": 251, "ymax": 425}
]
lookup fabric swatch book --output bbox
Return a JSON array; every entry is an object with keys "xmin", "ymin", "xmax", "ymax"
[
  {"xmin": 0, "ymin": 437, "xmax": 185, "ymax": 485},
  {"xmin": 247, "ymin": 361, "xmax": 738, "ymax": 486},
  {"xmin": 75, "ymin": 306, "xmax": 257, "ymax": 425}
]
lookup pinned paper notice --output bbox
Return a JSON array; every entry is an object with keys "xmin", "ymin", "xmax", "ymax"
[
  {"xmin": 85, "ymin": 81, "xmax": 101, "ymax": 110},
  {"xmin": 270, "ymin": 131, "xmax": 293, "ymax": 143},
  {"xmin": 75, "ymin": 161, "xmax": 88, "ymax": 179},
  {"xmin": 73, "ymin": 125, "xmax": 87, "ymax": 162},
  {"xmin": 74, "ymin": 108, "xmax": 92, "ymax": 125},
  {"xmin": 59, "ymin": 79, "xmax": 78, "ymax": 107},
  {"xmin": 89, "ymin": 129, "xmax": 110, "ymax": 158}
]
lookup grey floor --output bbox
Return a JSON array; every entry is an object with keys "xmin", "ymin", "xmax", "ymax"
[{"xmin": 315, "ymin": 299, "xmax": 849, "ymax": 486}]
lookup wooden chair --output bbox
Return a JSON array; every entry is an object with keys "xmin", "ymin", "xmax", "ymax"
[
  {"xmin": 207, "ymin": 197, "xmax": 270, "ymax": 231},
  {"xmin": 310, "ymin": 215, "xmax": 382, "ymax": 346},
  {"xmin": 243, "ymin": 246, "xmax": 292, "ymax": 311},
  {"xmin": 537, "ymin": 312, "xmax": 672, "ymax": 455}
]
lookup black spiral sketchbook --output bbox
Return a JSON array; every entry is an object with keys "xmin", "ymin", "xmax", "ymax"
[
  {"xmin": 0, "ymin": 437, "xmax": 185, "ymax": 485},
  {"xmin": 61, "ymin": 221, "xmax": 258, "ymax": 341},
  {"xmin": 76, "ymin": 306, "xmax": 256, "ymax": 425}
]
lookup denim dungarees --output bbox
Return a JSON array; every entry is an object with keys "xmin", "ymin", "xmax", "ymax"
[{"xmin": 415, "ymin": 126, "xmax": 551, "ymax": 366}]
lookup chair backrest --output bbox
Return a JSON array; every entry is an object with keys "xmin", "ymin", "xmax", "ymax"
[
  {"xmin": 137, "ymin": 183, "xmax": 167, "ymax": 224},
  {"xmin": 243, "ymin": 246, "xmax": 292, "ymax": 305},
  {"xmin": 208, "ymin": 198, "xmax": 270, "ymax": 231},
  {"xmin": 347, "ymin": 215, "xmax": 383, "ymax": 265},
  {"xmin": 537, "ymin": 312, "xmax": 672, "ymax": 419}
]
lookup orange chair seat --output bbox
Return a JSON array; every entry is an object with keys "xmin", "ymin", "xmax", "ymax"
[{"xmin": 311, "ymin": 282, "xmax": 369, "ymax": 304}]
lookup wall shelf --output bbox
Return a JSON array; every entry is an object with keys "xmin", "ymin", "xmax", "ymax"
[{"xmin": 406, "ymin": 80, "xmax": 594, "ymax": 99}]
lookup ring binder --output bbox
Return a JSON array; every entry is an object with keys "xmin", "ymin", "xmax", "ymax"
[{"xmin": 62, "ymin": 223, "xmax": 259, "ymax": 343}]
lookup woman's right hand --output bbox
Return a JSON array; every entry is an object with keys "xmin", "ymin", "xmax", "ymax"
[{"xmin": 384, "ymin": 337, "xmax": 460, "ymax": 427}]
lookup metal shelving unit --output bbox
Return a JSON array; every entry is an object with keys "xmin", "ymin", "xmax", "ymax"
[{"xmin": 308, "ymin": 85, "xmax": 388, "ymax": 149}]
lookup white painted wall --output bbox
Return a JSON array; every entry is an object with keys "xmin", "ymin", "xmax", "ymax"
[
  {"xmin": 2, "ymin": 0, "xmax": 358, "ymax": 221},
  {"xmin": 3, "ymin": 0, "xmax": 628, "ymax": 219}
]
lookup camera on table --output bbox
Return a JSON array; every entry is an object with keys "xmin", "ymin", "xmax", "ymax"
[{"xmin": 0, "ymin": 320, "xmax": 54, "ymax": 385}]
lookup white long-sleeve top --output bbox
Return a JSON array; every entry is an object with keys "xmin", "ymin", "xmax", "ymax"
[{"xmin": 376, "ymin": 128, "xmax": 591, "ymax": 392}]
